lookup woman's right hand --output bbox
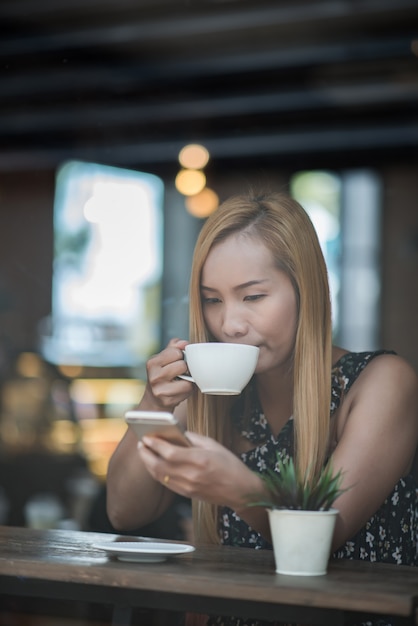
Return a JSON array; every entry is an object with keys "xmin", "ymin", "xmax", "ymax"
[{"xmin": 141, "ymin": 338, "xmax": 194, "ymax": 414}]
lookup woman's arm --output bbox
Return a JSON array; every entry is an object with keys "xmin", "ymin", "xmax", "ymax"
[
  {"xmin": 106, "ymin": 338, "xmax": 192, "ymax": 531},
  {"xmin": 107, "ymin": 426, "xmax": 176, "ymax": 530},
  {"xmin": 330, "ymin": 353, "xmax": 418, "ymax": 550}
]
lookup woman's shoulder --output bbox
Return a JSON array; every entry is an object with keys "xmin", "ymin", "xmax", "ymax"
[
  {"xmin": 332, "ymin": 346, "xmax": 395, "ymax": 368},
  {"xmin": 331, "ymin": 347, "xmax": 418, "ymax": 406},
  {"xmin": 332, "ymin": 347, "xmax": 391, "ymax": 386},
  {"xmin": 334, "ymin": 347, "xmax": 418, "ymax": 407},
  {"xmin": 333, "ymin": 346, "xmax": 416, "ymax": 375},
  {"xmin": 357, "ymin": 350, "xmax": 418, "ymax": 394}
]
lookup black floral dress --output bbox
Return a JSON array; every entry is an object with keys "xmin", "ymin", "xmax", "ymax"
[{"xmin": 207, "ymin": 351, "xmax": 418, "ymax": 626}]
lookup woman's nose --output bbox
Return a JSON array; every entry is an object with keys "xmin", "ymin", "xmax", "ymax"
[{"xmin": 221, "ymin": 305, "xmax": 248, "ymax": 337}]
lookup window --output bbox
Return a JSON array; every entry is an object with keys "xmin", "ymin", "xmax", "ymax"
[
  {"xmin": 291, "ymin": 170, "xmax": 342, "ymax": 338},
  {"xmin": 40, "ymin": 161, "xmax": 164, "ymax": 367},
  {"xmin": 291, "ymin": 169, "xmax": 382, "ymax": 350}
]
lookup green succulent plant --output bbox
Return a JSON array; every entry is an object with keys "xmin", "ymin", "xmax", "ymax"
[{"xmin": 251, "ymin": 455, "xmax": 347, "ymax": 511}]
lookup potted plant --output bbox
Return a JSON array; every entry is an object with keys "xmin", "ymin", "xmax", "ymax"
[{"xmin": 251, "ymin": 455, "xmax": 347, "ymax": 576}]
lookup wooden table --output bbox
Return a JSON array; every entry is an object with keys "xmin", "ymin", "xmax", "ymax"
[{"xmin": 0, "ymin": 525, "xmax": 417, "ymax": 625}]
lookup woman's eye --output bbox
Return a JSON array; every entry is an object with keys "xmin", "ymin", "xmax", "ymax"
[
  {"xmin": 244, "ymin": 294, "xmax": 264, "ymax": 302},
  {"xmin": 202, "ymin": 297, "xmax": 221, "ymax": 304}
]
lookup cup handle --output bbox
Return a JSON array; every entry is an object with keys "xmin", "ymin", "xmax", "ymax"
[
  {"xmin": 179, "ymin": 350, "xmax": 194, "ymax": 382},
  {"xmin": 177, "ymin": 374, "xmax": 195, "ymax": 383}
]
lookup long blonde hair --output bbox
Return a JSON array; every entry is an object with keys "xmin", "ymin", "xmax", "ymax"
[{"xmin": 188, "ymin": 191, "xmax": 332, "ymax": 543}]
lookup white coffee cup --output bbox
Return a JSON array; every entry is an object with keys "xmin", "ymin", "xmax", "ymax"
[{"xmin": 179, "ymin": 342, "xmax": 259, "ymax": 395}]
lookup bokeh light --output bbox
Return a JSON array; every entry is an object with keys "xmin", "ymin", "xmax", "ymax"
[
  {"xmin": 185, "ymin": 187, "xmax": 219, "ymax": 218},
  {"xmin": 15, "ymin": 352, "xmax": 44, "ymax": 378},
  {"xmin": 178, "ymin": 144, "xmax": 210, "ymax": 169},
  {"xmin": 175, "ymin": 169, "xmax": 206, "ymax": 196}
]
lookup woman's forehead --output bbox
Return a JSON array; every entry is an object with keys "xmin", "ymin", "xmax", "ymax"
[
  {"xmin": 206, "ymin": 233, "xmax": 272, "ymax": 264},
  {"xmin": 201, "ymin": 235, "xmax": 281, "ymax": 287}
]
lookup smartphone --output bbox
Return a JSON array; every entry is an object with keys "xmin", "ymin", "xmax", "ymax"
[{"xmin": 125, "ymin": 410, "xmax": 191, "ymax": 447}]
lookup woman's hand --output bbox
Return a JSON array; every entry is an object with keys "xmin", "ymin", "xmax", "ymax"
[
  {"xmin": 139, "ymin": 431, "xmax": 264, "ymax": 511},
  {"xmin": 140, "ymin": 338, "xmax": 193, "ymax": 414}
]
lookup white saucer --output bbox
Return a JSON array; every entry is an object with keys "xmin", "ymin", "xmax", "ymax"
[{"xmin": 93, "ymin": 541, "xmax": 195, "ymax": 563}]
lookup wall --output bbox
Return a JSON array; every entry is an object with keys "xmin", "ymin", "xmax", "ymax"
[
  {"xmin": 382, "ymin": 166, "xmax": 418, "ymax": 372},
  {"xmin": 0, "ymin": 170, "xmax": 54, "ymax": 363}
]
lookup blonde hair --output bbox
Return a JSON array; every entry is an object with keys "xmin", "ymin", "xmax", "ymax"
[{"xmin": 188, "ymin": 191, "xmax": 332, "ymax": 543}]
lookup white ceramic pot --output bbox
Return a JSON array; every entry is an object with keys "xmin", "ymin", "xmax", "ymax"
[{"xmin": 267, "ymin": 508, "xmax": 338, "ymax": 576}]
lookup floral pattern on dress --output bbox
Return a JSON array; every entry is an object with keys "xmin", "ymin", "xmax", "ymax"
[{"xmin": 206, "ymin": 351, "xmax": 418, "ymax": 626}]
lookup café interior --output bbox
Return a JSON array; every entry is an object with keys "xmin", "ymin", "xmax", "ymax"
[{"xmin": 0, "ymin": 1, "xmax": 417, "ymax": 619}]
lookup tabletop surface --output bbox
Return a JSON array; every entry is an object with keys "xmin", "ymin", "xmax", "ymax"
[{"xmin": 1, "ymin": 525, "xmax": 418, "ymax": 620}]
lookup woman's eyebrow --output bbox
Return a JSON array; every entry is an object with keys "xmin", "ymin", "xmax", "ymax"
[{"xmin": 200, "ymin": 279, "xmax": 269, "ymax": 292}]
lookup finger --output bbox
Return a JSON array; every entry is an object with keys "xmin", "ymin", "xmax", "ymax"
[
  {"xmin": 146, "ymin": 347, "xmax": 189, "ymax": 389},
  {"xmin": 138, "ymin": 440, "xmax": 172, "ymax": 483},
  {"xmin": 139, "ymin": 442, "xmax": 191, "ymax": 497},
  {"xmin": 147, "ymin": 340, "xmax": 185, "ymax": 371},
  {"xmin": 168, "ymin": 338, "xmax": 189, "ymax": 350},
  {"xmin": 142, "ymin": 434, "xmax": 188, "ymax": 460},
  {"xmin": 165, "ymin": 338, "xmax": 189, "ymax": 364}
]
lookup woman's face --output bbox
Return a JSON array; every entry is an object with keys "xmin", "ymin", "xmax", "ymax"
[{"xmin": 200, "ymin": 232, "xmax": 298, "ymax": 374}]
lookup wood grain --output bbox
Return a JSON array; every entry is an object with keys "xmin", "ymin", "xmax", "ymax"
[{"xmin": 0, "ymin": 526, "xmax": 417, "ymax": 624}]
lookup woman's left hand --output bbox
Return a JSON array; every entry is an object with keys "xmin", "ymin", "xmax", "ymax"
[{"xmin": 139, "ymin": 431, "xmax": 263, "ymax": 511}]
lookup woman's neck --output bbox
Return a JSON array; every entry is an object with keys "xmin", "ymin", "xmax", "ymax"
[{"xmin": 255, "ymin": 367, "xmax": 294, "ymax": 437}]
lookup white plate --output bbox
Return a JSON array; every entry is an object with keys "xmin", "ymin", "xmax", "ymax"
[{"xmin": 93, "ymin": 541, "xmax": 195, "ymax": 563}]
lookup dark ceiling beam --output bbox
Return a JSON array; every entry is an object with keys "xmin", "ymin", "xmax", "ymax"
[
  {"xmin": 0, "ymin": 0, "xmax": 170, "ymax": 19},
  {"xmin": 0, "ymin": 37, "xmax": 414, "ymax": 100},
  {"xmin": 1, "ymin": 0, "xmax": 414, "ymax": 22},
  {"xmin": 0, "ymin": 123, "xmax": 416, "ymax": 172},
  {"xmin": 1, "ymin": 0, "xmax": 417, "ymax": 57},
  {"xmin": 1, "ymin": 81, "xmax": 418, "ymax": 135}
]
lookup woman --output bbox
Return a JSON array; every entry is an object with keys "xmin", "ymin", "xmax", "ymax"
[{"xmin": 107, "ymin": 191, "xmax": 418, "ymax": 626}]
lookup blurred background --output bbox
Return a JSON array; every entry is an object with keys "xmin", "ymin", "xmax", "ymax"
[{"xmin": 0, "ymin": 0, "xmax": 417, "ymax": 536}]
